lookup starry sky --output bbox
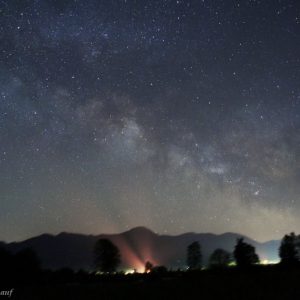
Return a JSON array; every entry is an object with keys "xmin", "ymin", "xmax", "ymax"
[{"xmin": 0, "ymin": 0, "xmax": 299, "ymax": 242}]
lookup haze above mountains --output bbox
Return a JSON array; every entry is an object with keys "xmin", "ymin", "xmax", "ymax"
[{"xmin": 1, "ymin": 227, "xmax": 280, "ymax": 271}]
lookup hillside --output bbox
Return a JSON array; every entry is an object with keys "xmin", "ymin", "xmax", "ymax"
[{"xmin": 2, "ymin": 227, "xmax": 280, "ymax": 270}]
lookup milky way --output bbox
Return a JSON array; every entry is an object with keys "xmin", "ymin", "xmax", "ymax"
[{"xmin": 0, "ymin": 0, "xmax": 300, "ymax": 241}]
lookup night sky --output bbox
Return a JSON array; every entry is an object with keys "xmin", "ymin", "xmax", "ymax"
[{"xmin": 1, "ymin": 0, "xmax": 299, "ymax": 242}]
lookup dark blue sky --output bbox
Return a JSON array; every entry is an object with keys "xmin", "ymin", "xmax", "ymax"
[{"xmin": 0, "ymin": 0, "xmax": 299, "ymax": 241}]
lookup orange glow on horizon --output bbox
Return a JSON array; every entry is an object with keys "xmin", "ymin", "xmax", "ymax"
[{"xmin": 108, "ymin": 235, "xmax": 159, "ymax": 272}]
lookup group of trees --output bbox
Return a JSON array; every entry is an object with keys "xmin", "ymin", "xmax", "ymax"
[
  {"xmin": 186, "ymin": 242, "xmax": 233, "ymax": 270},
  {"xmin": 186, "ymin": 238, "xmax": 259, "ymax": 270},
  {"xmin": 93, "ymin": 237, "xmax": 261, "ymax": 273},
  {"xmin": 94, "ymin": 239, "xmax": 167, "ymax": 274},
  {"xmin": 95, "ymin": 232, "xmax": 300, "ymax": 272},
  {"xmin": 279, "ymin": 232, "xmax": 300, "ymax": 266},
  {"xmin": 185, "ymin": 232, "xmax": 300, "ymax": 270}
]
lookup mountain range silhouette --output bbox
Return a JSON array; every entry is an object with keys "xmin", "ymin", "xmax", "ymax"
[{"xmin": 1, "ymin": 227, "xmax": 280, "ymax": 270}]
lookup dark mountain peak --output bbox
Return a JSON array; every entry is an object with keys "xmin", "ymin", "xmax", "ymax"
[
  {"xmin": 219, "ymin": 232, "xmax": 244, "ymax": 239},
  {"xmin": 25, "ymin": 233, "xmax": 55, "ymax": 243},
  {"xmin": 56, "ymin": 232, "xmax": 86, "ymax": 238},
  {"xmin": 57, "ymin": 231, "xmax": 69, "ymax": 236},
  {"xmin": 124, "ymin": 226, "xmax": 155, "ymax": 235},
  {"xmin": 218, "ymin": 232, "xmax": 260, "ymax": 244}
]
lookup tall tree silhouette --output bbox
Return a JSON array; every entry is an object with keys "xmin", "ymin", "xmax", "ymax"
[
  {"xmin": 233, "ymin": 238, "xmax": 259, "ymax": 267},
  {"xmin": 94, "ymin": 239, "xmax": 121, "ymax": 273},
  {"xmin": 209, "ymin": 248, "xmax": 232, "ymax": 268},
  {"xmin": 187, "ymin": 241, "xmax": 202, "ymax": 270},
  {"xmin": 279, "ymin": 232, "xmax": 299, "ymax": 266},
  {"xmin": 144, "ymin": 261, "xmax": 153, "ymax": 273}
]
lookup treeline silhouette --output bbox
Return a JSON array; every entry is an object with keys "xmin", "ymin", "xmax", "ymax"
[
  {"xmin": 0, "ymin": 247, "xmax": 40, "ymax": 284},
  {"xmin": 0, "ymin": 232, "xmax": 299, "ymax": 286},
  {"xmin": 93, "ymin": 233, "xmax": 298, "ymax": 273}
]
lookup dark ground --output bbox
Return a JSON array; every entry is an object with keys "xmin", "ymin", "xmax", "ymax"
[{"xmin": 3, "ymin": 266, "xmax": 300, "ymax": 300}]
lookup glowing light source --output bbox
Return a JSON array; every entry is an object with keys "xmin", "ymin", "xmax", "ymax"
[
  {"xmin": 124, "ymin": 269, "xmax": 136, "ymax": 275},
  {"xmin": 260, "ymin": 259, "xmax": 279, "ymax": 265}
]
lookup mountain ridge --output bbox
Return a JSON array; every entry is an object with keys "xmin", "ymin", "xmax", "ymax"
[{"xmin": 1, "ymin": 227, "xmax": 280, "ymax": 271}]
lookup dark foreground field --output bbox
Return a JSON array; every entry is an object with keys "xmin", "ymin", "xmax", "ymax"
[{"xmin": 3, "ymin": 266, "xmax": 300, "ymax": 300}]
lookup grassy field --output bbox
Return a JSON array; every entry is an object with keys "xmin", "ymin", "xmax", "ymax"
[{"xmin": 6, "ymin": 266, "xmax": 300, "ymax": 300}]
